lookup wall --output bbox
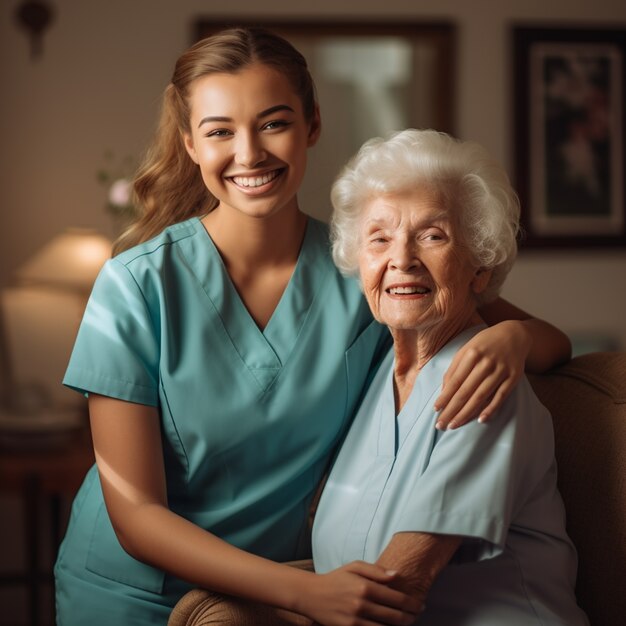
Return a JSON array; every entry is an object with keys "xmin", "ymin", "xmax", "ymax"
[{"xmin": 1, "ymin": 0, "xmax": 625, "ymax": 350}]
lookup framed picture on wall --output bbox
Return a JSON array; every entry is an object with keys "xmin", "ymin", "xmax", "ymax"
[{"xmin": 513, "ymin": 26, "xmax": 626, "ymax": 247}]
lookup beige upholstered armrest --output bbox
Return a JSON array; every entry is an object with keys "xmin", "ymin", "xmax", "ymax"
[
  {"xmin": 168, "ymin": 560, "xmax": 313, "ymax": 626},
  {"xmin": 529, "ymin": 351, "xmax": 626, "ymax": 626}
]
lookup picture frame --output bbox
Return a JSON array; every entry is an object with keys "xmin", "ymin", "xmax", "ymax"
[{"xmin": 513, "ymin": 26, "xmax": 626, "ymax": 248}]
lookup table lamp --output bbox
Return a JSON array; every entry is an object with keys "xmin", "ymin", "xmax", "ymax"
[{"xmin": 0, "ymin": 229, "xmax": 112, "ymax": 447}]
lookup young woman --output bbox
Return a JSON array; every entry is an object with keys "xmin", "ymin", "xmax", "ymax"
[{"xmin": 55, "ymin": 28, "xmax": 571, "ymax": 625}]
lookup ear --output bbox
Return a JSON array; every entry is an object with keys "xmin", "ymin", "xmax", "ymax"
[
  {"xmin": 183, "ymin": 133, "xmax": 199, "ymax": 164},
  {"xmin": 471, "ymin": 267, "xmax": 492, "ymax": 295},
  {"xmin": 307, "ymin": 105, "xmax": 321, "ymax": 147}
]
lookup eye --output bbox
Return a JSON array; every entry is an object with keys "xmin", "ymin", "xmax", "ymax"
[
  {"xmin": 262, "ymin": 119, "xmax": 291, "ymax": 131},
  {"xmin": 368, "ymin": 232, "xmax": 389, "ymax": 245},
  {"xmin": 205, "ymin": 128, "xmax": 232, "ymax": 138},
  {"xmin": 422, "ymin": 229, "xmax": 445, "ymax": 242}
]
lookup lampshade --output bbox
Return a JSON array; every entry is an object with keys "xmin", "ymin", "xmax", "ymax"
[{"xmin": 16, "ymin": 228, "xmax": 112, "ymax": 292}]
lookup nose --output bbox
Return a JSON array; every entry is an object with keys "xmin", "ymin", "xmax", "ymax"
[
  {"xmin": 234, "ymin": 130, "xmax": 267, "ymax": 168},
  {"xmin": 389, "ymin": 237, "xmax": 419, "ymax": 272}
]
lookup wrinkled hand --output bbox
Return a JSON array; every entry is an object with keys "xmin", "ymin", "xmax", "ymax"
[
  {"xmin": 301, "ymin": 561, "xmax": 420, "ymax": 626},
  {"xmin": 434, "ymin": 321, "xmax": 531, "ymax": 429}
]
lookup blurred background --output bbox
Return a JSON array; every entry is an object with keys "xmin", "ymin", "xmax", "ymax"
[{"xmin": 1, "ymin": 0, "xmax": 625, "ymax": 624}]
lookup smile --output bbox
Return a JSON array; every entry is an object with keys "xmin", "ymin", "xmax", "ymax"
[
  {"xmin": 386, "ymin": 285, "xmax": 430, "ymax": 295},
  {"xmin": 231, "ymin": 170, "xmax": 282, "ymax": 188}
]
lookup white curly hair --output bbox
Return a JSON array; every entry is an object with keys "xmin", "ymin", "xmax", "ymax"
[{"xmin": 330, "ymin": 129, "xmax": 521, "ymax": 305}]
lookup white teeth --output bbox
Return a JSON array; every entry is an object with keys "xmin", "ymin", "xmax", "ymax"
[
  {"xmin": 232, "ymin": 170, "xmax": 280, "ymax": 188},
  {"xmin": 388, "ymin": 286, "xmax": 429, "ymax": 295}
]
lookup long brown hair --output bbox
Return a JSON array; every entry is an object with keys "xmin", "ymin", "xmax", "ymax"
[{"xmin": 113, "ymin": 27, "xmax": 317, "ymax": 255}]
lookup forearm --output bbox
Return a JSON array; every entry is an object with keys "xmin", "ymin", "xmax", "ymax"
[
  {"xmin": 90, "ymin": 394, "xmax": 311, "ymax": 612},
  {"xmin": 515, "ymin": 317, "xmax": 571, "ymax": 373},
  {"xmin": 375, "ymin": 532, "xmax": 461, "ymax": 608},
  {"xmin": 90, "ymin": 395, "xmax": 417, "ymax": 625},
  {"xmin": 113, "ymin": 501, "xmax": 311, "ymax": 612},
  {"xmin": 479, "ymin": 297, "xmax": 571, "ymax": 373},
  {"xmin": 113, "ymin": 503, "xmax": 419, "ymax": 625}
]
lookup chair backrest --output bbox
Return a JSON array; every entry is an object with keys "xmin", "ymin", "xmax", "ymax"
[{"xmin": 529, "ymin": 352, "xmax": 626, "ymax": 626}]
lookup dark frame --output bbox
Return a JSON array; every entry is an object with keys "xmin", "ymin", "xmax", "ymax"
[
  {"xmin": 193, "ymin": 18, "xmax": 457, "ymax": 135},
  {"xmin": 513, "ymin": 26, "xmax": 626, "ymax": 248}
]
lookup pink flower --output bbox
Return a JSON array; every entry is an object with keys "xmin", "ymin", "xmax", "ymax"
[{"xmin": 108, "ymin": 178, "xmax": 132, "ymax": 208}]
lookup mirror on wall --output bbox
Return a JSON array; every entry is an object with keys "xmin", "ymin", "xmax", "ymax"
[{"xmin": 194, "ymin": 20, "xmax": 456, "ymax": 222}]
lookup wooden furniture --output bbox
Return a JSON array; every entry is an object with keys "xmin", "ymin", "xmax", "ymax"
[{"xmin": 0, "ymin": 425, "xmax": 94, "ymax": 626}]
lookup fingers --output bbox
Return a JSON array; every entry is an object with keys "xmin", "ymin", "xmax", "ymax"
[
  {"xmin": 348, "ymin": 584, "xmax": 421, "ymax": 626},
  {"xmin": 366, "ymin": 581, "xmax": 422, "ymax": 619},
  {"xmin": 337, "ymin": 563, "xmax": 422, "ymax": 622},
  {"xmin": 435, "ymin": 347, "xmax": 481, "ymax": 414},
  {"xmin": 350, "ymin": 598, "xmax": 421, "ymax": 626},
  {"xmin": 436, "ymin": 378, "xmax": 498, "ymax": 429},
  {"xmin": 435, "ymin": 354, "xmax": 521, "ymax": 429},
  {"xmin": 343, "ymin": 560, "xmax": 397, "ymax": 583},
  {"xmin": 472, "ymin": 378, "xmax": 517, "ymax": 424}
]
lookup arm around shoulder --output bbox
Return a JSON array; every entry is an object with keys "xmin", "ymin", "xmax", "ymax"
[
  {"xmin": 434, "ymin": 298, "xmax": 571, "ymax": 428},
  {"xmin": 479, "ymin": 297, "xmax": 571, "ymax": 373}
]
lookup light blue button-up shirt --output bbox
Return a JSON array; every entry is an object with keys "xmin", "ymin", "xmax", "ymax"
[{"xmin": 313, "ymin": 326, "xmax": 588, "ymax": 625}]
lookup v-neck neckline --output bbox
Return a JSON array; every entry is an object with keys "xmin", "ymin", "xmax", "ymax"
[
  {"xmin": 377, "ymin": 325, "xmax": 488, "ymax": 455},
  {"xmin": 187, "ymin": 217, "xmax": 330, "ymax": 391}
]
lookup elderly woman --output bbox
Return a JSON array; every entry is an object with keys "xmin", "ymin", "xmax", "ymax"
[
  {"xmin": 167, "ymin": 129, "xmax": 588, "ymax": 626},
  {"xmin": 311, "ymin": 129, "xmax": 588, "ymax": 624}
]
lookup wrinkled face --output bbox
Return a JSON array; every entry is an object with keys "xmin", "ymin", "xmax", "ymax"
[
  {"xmin": 183, "ymin": 63, "xmax": 319, "ymax": 220},
  {"xmin": 358, "ymin": 187, "xmax": 490, "ymax": 334}
]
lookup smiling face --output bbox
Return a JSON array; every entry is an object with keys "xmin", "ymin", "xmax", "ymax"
[
  {"xmin": 183, "ymin": 62, "xmax": 320, "ymax": 221},
  {"xmin": 358, "ymin": 187, "xmax": 491, "ymax": 337}
]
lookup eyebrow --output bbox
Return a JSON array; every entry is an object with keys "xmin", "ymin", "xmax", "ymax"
[
  {"xmin": 197, "ymin": 104, "xmax": 295, "ymax": 129},
  {"xmin": 364, "ymin": 209, "xmax": 449, "ymax": 228}
]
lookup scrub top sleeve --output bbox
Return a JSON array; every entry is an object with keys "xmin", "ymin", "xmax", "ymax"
[
  {"xmin": 63, "ymin": 259, "xmax": 160, "ymax": 406},
  {"xmin": 394, "ymin": 389, "xmax": 528, "ymax": 562}
]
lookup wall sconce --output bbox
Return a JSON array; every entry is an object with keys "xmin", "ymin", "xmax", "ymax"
[
  {"xmin": 15, "ymin": 0, "xmax": 55, "ymax": 60},
  {"xmin": 0, "ymin": 229, "xmax": 111, "ymax": 447}
]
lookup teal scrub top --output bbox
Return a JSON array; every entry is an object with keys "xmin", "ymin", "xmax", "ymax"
[
  {"xmin": 313, "ymin": 326, "xmax": 588, "ymax": 625},
  {"xmin": 55, "ymin": 216, "xmax": 389, "ymax": 623}
]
